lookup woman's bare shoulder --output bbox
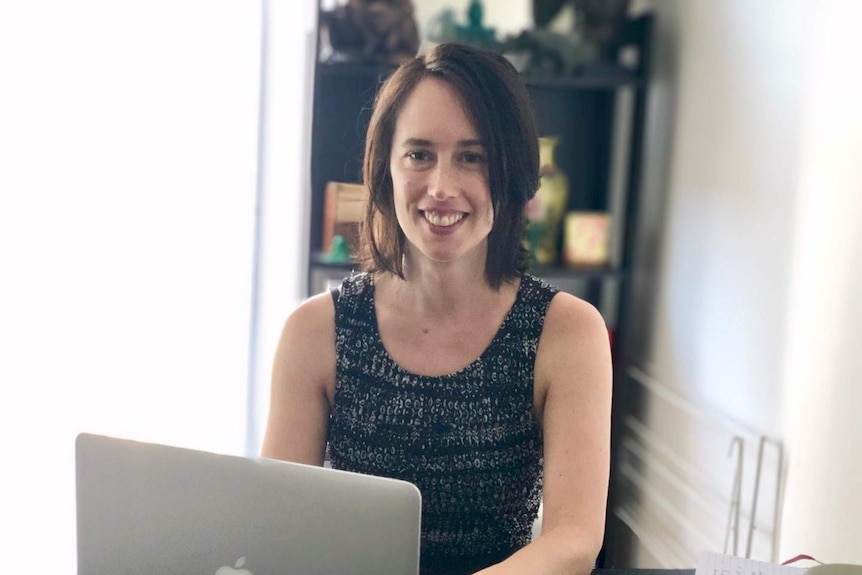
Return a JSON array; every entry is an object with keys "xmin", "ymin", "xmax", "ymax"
[
  {"xmin": 283, "ymin": 291, "xmax": 336, "ymax": 337},
  {"xmin": 536, "ymin": 291, "xmax": 612, "ymax": 396},
  {"xmin": 544, "ymin": 291, "xmax": 608, "ymax": 342},
  {"xmin": 263, "ymin": 291, "xmax": 337, "ymax": 463},
  {"xmin": 275, "ymin": 291, "xmax": 337, "ymax": 381}
]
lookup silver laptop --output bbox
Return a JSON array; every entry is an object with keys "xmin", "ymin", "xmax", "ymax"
[{"xmin": 76, "ymin": 433, "xmax": 422, "ymax": 575}]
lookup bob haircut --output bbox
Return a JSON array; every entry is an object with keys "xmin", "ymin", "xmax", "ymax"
[{"xmin": 360, "ymin": 42, "xmax": 540, "ymax": 289}]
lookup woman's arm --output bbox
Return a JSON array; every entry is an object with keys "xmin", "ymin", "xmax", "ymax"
[
  {"xmin": 477, "ymin": 293, "xmax": 613, "ymax": 575},
  {"xmin": 260, "ymin": 292, "xmax": 336, "ymax": 466}
]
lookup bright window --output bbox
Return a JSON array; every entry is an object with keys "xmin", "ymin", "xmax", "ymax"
[{"xmin": 0, "ymin": 1, "xmax": 310, "ymax": 570}]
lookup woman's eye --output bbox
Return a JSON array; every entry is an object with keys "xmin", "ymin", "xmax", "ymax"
[
  {"xmin": 407, "ymin": 150, "xmax": 431, "ymax": 162},
  {"xmin": 460, "ymin": 151, "xmax": 486, "ymax": 164}
]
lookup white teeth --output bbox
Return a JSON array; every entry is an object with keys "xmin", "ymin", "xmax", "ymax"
[{"xmin": 424, "ymin": 211, "xmax": 464, "ymax": 227}]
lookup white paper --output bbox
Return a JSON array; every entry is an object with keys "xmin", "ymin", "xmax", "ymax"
[{"xmin": 697, "ymin": 552, "xmax": 809, "ymax": 575}]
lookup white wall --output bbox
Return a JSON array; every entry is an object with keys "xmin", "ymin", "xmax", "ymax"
[
  {"xmin": 248, "ymin": 0, "xmax": 316, "ymax": 452},
  {"xmin": 779, "ymin": 0, "xmax": 862, "ymax": 560},
  {"xmin": 637, "ymin": 0, "xmax": 812, "ymax": 436},
  {"xmin": 0, "ymin": 1, "xmax": 309, "ymax": 570},
  {"xmin": 628, "ymin": 0, "xmax": 862, "ymax": 564}
]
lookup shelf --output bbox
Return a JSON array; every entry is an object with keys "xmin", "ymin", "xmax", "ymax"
[
  {"xmin": 316, "ymin": 60, "xmax": 643, "ymax": 90},
  {"xmin": 523, "ymin": 67, "xmax": 643, "ymax": 90},
  {"xmin": 528, "ymin": 264, "xmax": 627, "ymax": 281},
  {"xmin": 310, "ymin": 256, "xmax": 362, "ymax": 272},
  {"xmin": 316, "ymin": 61, "xmax": 395, "ymax": 78},
  {"xmin": 309, "ymin": 256, "xmax": 626, "ymax": 281}
]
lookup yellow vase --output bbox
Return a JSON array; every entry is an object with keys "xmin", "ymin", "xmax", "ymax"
[{"xmin": 526, "ymin": 136, "xmax": 569, "ymax": 265}]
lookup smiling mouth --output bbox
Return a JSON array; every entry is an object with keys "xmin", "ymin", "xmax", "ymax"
[{"xmin": 422, "ymin": 210, "xmax": 465, "ymax": 227}]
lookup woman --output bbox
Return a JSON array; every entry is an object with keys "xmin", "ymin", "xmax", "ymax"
[{"xmin": 261, "ymin": 43, "xmax": 611, "ymax": 575}]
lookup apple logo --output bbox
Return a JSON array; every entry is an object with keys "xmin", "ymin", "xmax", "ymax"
[{"xmin": 215, "ymin": 556, "xmax": 253, "ymax": 575}]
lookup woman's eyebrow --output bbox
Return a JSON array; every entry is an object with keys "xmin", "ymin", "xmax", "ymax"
[
  {"xmin": 398, "ymin": 138, "xmax": 484, "ymax": 148},
  {"xmin": 400, "ymin": 138, "xmax": 433, "ymax": 147}
]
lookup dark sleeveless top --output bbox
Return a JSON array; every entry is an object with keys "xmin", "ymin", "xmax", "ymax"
[{"xmin": 328, "ymin": 272, "xmax": 558, "ymax": 575}]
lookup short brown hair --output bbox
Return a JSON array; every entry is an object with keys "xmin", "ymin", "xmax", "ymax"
[{"xmin": 360, "ymin": 43, "xmax": 539, "ymax": 289}]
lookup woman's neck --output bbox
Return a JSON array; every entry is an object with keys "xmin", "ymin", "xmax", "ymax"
[{"xmin": 378, "ymin": 250, "xmax": 515, "ymax": 320}]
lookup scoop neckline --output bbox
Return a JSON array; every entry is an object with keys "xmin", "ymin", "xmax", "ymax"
[{"xmin": 367, "ymin": 274, "xmax": 528, "ymax": 380}]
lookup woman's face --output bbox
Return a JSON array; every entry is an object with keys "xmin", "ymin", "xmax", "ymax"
[{"xmin": 388, "ymin": 77, "xmax": 494, "ymax": 267}]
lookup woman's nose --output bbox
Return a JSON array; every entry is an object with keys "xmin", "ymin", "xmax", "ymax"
[{"xmin": 428, "ymin": 162, "xmax": 458, "ymax": 200}]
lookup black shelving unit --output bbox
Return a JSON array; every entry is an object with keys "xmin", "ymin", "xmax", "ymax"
[{"xmin": 306, "ymin": 11, "xmax": 652, "ymax": 334}]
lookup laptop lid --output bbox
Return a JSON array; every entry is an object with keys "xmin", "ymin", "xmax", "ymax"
[{"xmin": 75, "ymin": 433, "xmax": 421, "ymax": 575}]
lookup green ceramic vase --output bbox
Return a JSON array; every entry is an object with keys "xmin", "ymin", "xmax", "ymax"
[{"xmin": 526, "ymin": 136, "xmax": 569, "ymax": 265}]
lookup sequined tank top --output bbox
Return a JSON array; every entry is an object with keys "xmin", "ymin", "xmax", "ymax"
[{"xmin": 328, "ymin": 272, "xmax": 558, "ymax": 575}]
